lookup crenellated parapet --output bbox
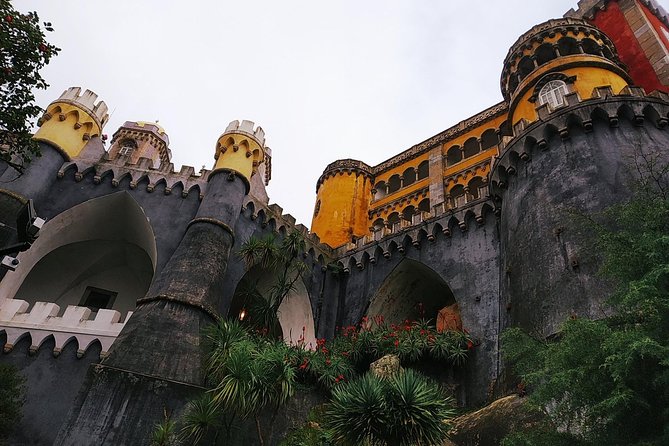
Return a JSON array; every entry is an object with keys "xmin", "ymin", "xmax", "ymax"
[
  {"xmin": 0, "ymin": 299, "xmax": 131, "ymax": 359},
  {"xmin": 214, "ymin": 120, "xmax": 266, "ymax": 185},
  {"xmin": 34, "ymin": 87, "xmax": 110, "ymax": 160},
  {"xmin": 56, "ymin": 154, "xmax": 209, "ymax": 199},
  {"xmin": 331, "ymin": 197, "xmax": 495, "ymax": 273},
  {"xmin": 491, "ymin": 87, "xmax": 669, "ymax": 200},
  {"xmin": 241, "ymin": 196, "xmax": 334, "ymax": 263},
  {"xmin": 315, "ymin": 159, "xmax": 373, "ymax": 192}
]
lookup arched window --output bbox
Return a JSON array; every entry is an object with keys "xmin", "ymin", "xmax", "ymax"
[
  {"xmin": 538, "ymin": 80, "xmax": 569, "ymax": 109},
  {"xmin": 374, "ymin": 181, "xmax": 387, "ymax": 200},
  {"xmin": 118, "ymin": 138, "xmax": 137, "ymax": 157},
  {"xmin": 417, "ymin": 160, "xmax": 429, "ymax": 179},
  {"xmin": 313, "ymin": 200, "xmax": 321, "ymax": 217},
  {"xmin": 446, "ymin": 146, "xmax": 462, "ymax": 166},
  {"xmin": 402, "ymin": 168, "xmax": 416, "ymax": 187},
  {"xmin": 450, "ymin": 185, "xmax": 466, "ymax": 208},
  {"xmin": 388, "ymin": 175, "xmax": 401, "ymax": 193},
  {"xmin": 387, "ymin": 212, "xmax": 401, "ymax": 232}
]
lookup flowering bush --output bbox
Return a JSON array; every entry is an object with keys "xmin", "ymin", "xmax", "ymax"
[{"xmin": 288, "ymin": 315, "xmax": 475, "ymax": 391}]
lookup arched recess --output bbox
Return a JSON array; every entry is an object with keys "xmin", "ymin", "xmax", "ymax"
[
  {"xmin": 0, "ymin": 192, "xmax": 157, "ymax": 320},
  {"xmin": 366, "ymin": 259, "xmax": 457, "ymax": 325},
  {"xmin": 228, "ymin": 266, "xmax": 316, "ymax": 348}
]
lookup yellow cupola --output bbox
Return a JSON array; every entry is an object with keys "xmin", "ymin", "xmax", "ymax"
[
  {"xmin": 501, "ymin": 18, "xmax": 632, "ymax": 127},
  {"xmin": 213, "ymin": 120, "xmax": 266, "ymax": 188},
  {"xmin": 34, "ymin": 87, "xmax": 109, "ymax": 160}
]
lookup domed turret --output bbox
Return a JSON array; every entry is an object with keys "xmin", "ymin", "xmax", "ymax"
[
  {"xmin": 311, "ymin": 159, "xmax": 373, "ymax": 248},
  {"xmin": 500, "ymin": 18, "xmax": 632, "ymax": 127},
  {"xmin": 34, "ymin": 87, "xmax": 109, "ymax": 159}
]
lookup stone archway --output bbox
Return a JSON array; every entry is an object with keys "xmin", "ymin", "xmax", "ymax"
[
  {"xmin": 0, "ymin": 192, "xmax": 157, "ymax": 320},
  {"xmin": 228, "ymin": 266, "xmax": 317, "ymax": 348},
  {"xmin": 367, "ymin": 259, "xmax": 457, "ymax": 326}
]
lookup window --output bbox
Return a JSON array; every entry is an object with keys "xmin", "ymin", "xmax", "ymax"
[
  {"xmin": 80, "ymin": 287, "xmax": 117, "ymax": 313},
  {"xmin": 118, "ymin": 138, "xmax": 137, "ymax": 157},
  {"xmin": 314, "ymin": 200, "xmax": 321, "ymax": 217},
  {"xmin": 538, "ymin": 80, "xmax": 568, "ymax": 109}
]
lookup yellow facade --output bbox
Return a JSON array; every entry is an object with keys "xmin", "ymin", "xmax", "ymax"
[
  {"xmin": 511, "ymin": 61, "xmax": 629, "ymax": 124},
  {"xmin": 34, "ymin": 103, "xmax": 102, "ymax": 160},
  {"xmin": 311, "ymin": 171, "xmax": 373, "ymax": 247}
]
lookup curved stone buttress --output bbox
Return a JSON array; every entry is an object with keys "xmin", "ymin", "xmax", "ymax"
[{"xmin": 494, "ymin": 17, "xmax": 669, "ymax": 335}]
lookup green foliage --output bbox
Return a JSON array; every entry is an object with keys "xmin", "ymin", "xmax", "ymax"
[
  {"xmin": 501, "ymin": 426, "xmax": 584, "ymax": 446},
  {"xmin": 280, "ymin": 407, "xmax": 334, "ymax": 446},
  {"xmin": 292, "ymin": 318, "xmax": 473, "ymax": 391},
  {"xmin": 0, "ymin": 364, "xmax": 24, "ymax": 440},
  {"xmin": 502, "ymin": 189, "xmax": 669, "ymax": 445},
  {"xmin": 236, "ymin": 232, "xmax": 307, "ymax": 337},
  {"xmin": 150, "ymin": 409, "xmax": 177, "ymax": 446},
  {"xmin": 325, "ymin": 369, "xmax": 456, "ymax": 446},
  {"xmin": 0, "ymin": 1, "xmax": 59, "ymax": 171}
]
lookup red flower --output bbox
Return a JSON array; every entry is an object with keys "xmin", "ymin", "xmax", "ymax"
[
  {"xmin": 325, "ymin": 359, "xmax": 331, "ymax": 366},
  {"xmin": 5, "ymin": 15, "xmax": 13, "ymax": 23},
  {"xmin": 394, "ymin": 339, "xmax": 399, "ymax": 348},
  {"xmin": 299, "ymin": 359, "xmax": 309, "ymax": 370},
  {"xmin": 38, "ymin": 43, "xmax": 47, "ymax": 52},
  {"xmin": 467, "ymin": 340, "xmax": 474, "ymax": 350}
]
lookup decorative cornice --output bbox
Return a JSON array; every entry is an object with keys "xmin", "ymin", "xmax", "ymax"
[
  {"xmin": 372, "ymin": 102, "xmax": 508, "ymax": 175},
  {"xmin": 316, "ymin": 159, "xmax": 373, "ymax": 192}
]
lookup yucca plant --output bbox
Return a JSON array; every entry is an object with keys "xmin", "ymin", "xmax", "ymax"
[
  {"xmin": 180, "ymin": 393, "xmax": 224, "ymax": 444},
  {"xmin": 151, "ymin": 409, "xmax": 177, "ymax": 446},
  {"xmin": 325, "ymin": 370, "xmax": 456, "ymax": 446},
  {"xmin": 385, "ymin": 369, "xmax": 456, "ymax": 445}
]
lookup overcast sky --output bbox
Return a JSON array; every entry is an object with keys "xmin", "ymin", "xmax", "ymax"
[{"xmin": 22, "ymin": 0, "xmax": 584, "ymax": 225}]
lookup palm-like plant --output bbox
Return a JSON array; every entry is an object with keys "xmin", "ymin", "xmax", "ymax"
[
  {"xmin": 385, "ymin": 370, "xmax": 456, "ymax": 445},
  {"xmin": 236, "ymin": 231, "xmax": 307, "ymax": 337},
  {"xmin": 326, "ymin": 370, "xmax": 455, "ymax": 446},
  {"xmin": 193, "ymin": 320, "xmax": 296, "ymax": 445}
]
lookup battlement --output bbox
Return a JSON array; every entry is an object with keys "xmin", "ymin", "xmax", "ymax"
[
  {"xmin": 54, "ymin": 87, "xmax": 109, "ymax": 128},
  {"xmin": 0, "ymin": 298, "xmax": 131, "ymax": 359},
  {"xmin": 316, "ymin": 159, "xmax": 373, "ymax": 191},
  {"xmin": 222, "ymin": 120, "xmax": 266, "ymax": 147}
]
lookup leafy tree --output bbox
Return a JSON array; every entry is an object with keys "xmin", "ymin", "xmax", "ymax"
[
  {"xmin": 325, "ymin": 369, "xmax": 456, "ymax": 446},
  {"xmin": 0, "ymin": 0, "xmax": 59, "ymax": 172},
  {"xmin": 502, "ymin": 183, "xmax": 669, "ymax": 445},
  {"xmin": 0, "ymin": 364, "xmax": 25, "ymax": 442}
]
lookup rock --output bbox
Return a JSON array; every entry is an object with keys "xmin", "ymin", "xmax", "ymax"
[
  {"xmin": 369, "ymin": 354, "xmax": 403, "ymax": 379},
  {"xmin": 447, "ymin": 395, "xmax": 542, "ymax": 446},
  {"xmin": 437, "ymin": 303, "xmax": 463, "ymax": 332}
]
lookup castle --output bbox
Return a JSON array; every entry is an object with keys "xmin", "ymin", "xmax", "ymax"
[{"xmin": 2, "ymin": 0, "xmax": 669, "ymax": 444}]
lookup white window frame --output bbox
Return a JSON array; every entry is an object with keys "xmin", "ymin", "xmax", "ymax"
[{"xmin": 538, "ymin": 80, "xmax": 569, "ymax": 109}]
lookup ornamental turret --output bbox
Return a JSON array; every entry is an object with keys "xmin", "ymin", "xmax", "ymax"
[
  {"xmin": 213, "ymin": 120, "xmax": 266, "ymax": 191},
  {"xmin": 108, "ymin": 121, "xmax": 171, "ymax": 168},
  {"xmin": 500, "ymin": 18, "xmax": 631, "ymax": 127},
  {"xmin": 34, "ymin": 87, "xmax": 109, "ymax": 159}
]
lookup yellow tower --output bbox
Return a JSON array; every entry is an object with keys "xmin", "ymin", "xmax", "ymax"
[
  {"xmin": 311, "ymin": 159, "xmax": 373, "ymax": 248},
  {"xmin": 34, "ymin": 87, "xmax": 109, "ymax": 159},
  {"xmin": 500, "ymin": 18, "xmax": 631, "ymax": 127},
  {"xmin": 213, "ymin": 120, "xmax": 266, "ymax": 188}
]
